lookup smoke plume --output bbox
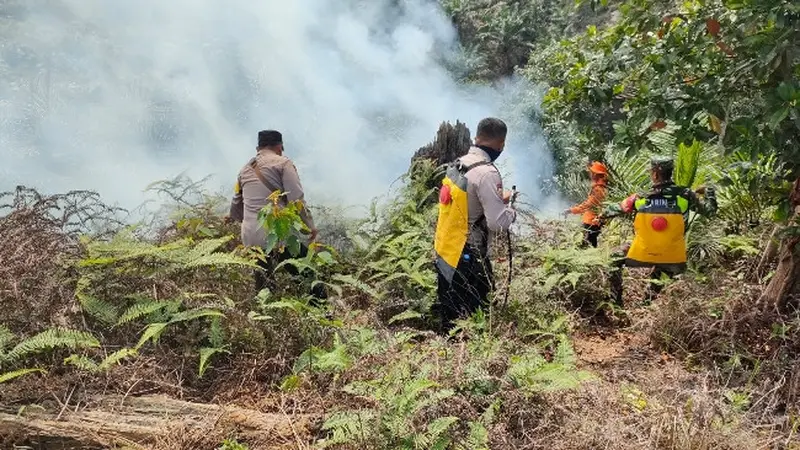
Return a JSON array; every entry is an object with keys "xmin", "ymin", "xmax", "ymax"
[{"xmin": 0, "ymin": 0, "xmax": 558, "ymax": 214}]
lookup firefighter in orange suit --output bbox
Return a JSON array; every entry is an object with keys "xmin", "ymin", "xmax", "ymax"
[{"xmin": 563, "ymin": 161, "xmax": 609, "ymax": 248}]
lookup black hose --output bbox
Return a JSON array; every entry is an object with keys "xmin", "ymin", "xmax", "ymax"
[{"xmin": 502, "ymin": 186, "xmax": 518, "ymax": 307}]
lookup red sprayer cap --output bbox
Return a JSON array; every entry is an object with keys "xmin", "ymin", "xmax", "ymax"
[
  {"xmin": 439, "ymin": 185, "xmax": 452, "ymax": 205},
  {"xmin": 651, "ymin": 216, "xmax": 668, "ymax": 231}
]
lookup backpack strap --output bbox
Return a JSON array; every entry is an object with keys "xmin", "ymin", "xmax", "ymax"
[
  {"xmin": 249, "ymin": 158, "xmax": 271, "ymax": 190},
  {"xmin": 457, "ymin": 160, "xmax": 493, "ymax": 174}
]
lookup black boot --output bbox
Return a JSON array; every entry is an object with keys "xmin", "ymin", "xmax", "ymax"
[
  {"xmin": 609, "ymin": 263, "xmax": 625, "ymax": 307},
  {"xmin": 309, "ymin": 282, "xmax": 329, "ymax": 308}
]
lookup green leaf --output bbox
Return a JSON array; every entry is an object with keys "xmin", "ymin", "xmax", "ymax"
[
  {"xmin": 777, "ymin": 82, "xmax": 796, "ymax": 102},
  {"xmin": 426, "ymin": 416, "xmax": 459, "ymax": 439},
  {"xmin": 316, "ymin": 251, "xmax": 335, "ymax": 265},
  {"xmin": 247, "ymin": 311, "xmax": 273, "ymax": 322},
  {"xmin": 0, "ymin": 326, "xmax": 16, "ymax": 354},
  {"xmin": 99, "ymin": 348, "xmax": 138, "ymax": 371},
  {"xmin": 263, "ymin": 233, "xmax": 279, "ymax": 255},
  {"xmin": 286, "ymin": 234, "xmax": 301, "ymax": 257},
  {"xmin": 116, "ymin": 300, "xmax": 177, "ymax": 326},
  {"xmin": 168, "ymin": 308, "xmax": 225, "ymax": 324},
  {"xmin": 675, "ymin": 140, "xmax": 702, "ymax": 187},
  {"xmin": 769, "ymin": 107, "xmax": 790, "ymax": 130}
]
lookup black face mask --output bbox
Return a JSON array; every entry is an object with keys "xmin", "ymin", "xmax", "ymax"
[{"xmin": 477, "ymin": 145, "xmax": 502, "ymax": 162}]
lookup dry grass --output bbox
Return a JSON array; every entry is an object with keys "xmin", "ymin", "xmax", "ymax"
[{"xmin": 0, "ymin": 187, "xmax": 122, "ymax": 333}]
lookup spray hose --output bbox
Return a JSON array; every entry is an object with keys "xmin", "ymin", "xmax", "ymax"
[{"xmin": 502, "ymin": 185, "xmax": 519, "ymax": 308}]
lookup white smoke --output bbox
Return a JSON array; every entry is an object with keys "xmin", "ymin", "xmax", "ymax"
[{"xmin": 0, "ymin": 0, "xmax": 559, "ymax": 215}]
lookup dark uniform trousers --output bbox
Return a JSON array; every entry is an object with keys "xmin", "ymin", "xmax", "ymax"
[
  {"xmin": 581, "ymin": 223, "xmax": 602, "ymax": 248},
  {"xmin": 609, "ymin": 243, "xmax": 684, "ymax": 306},
  {"xmin": 434, "ymin": 245, "xmax": 494, "ymax": 333},
  {"xmin": 255, "ymin": 242, "xmax": 328, "ymax": 307}
]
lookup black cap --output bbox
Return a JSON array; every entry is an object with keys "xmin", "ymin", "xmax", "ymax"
[
  {"xmin": 258, "ymin": 130, "xmax": 282, "ymax": 147},
  {"xmin": 650, "ymin": 155, "xmax": 674, "ymax": 171}
]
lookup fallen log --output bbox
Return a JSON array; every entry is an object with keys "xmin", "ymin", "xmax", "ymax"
[{"xmin": 0, "ymin": 394, "xmax": 320, "ymax": 449}]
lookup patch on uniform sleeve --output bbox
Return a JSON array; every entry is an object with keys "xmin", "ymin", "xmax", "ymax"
[{"xmin": 234, "ymin": 181, "xmax": 241, "ymax": 194}]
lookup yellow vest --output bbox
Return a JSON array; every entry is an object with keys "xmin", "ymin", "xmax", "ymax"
[
  {"xmin": 626, "ymin": 193, "xmax": 690, "ymax": 269},
  {"xmin": 434, "ymin": 160, "xmax": 491, "ymax": 282}
]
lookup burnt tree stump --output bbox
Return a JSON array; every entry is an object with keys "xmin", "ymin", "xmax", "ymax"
[
  {"xmin": 411, "ymin": 120, "xmax": 472, "ymax": 169},
  {"xmin": 408, "ymin": 121, "xmax": 473, "ymax": 208}
]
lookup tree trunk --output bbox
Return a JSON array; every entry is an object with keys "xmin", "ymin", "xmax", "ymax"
[
  {"xmin": 759, "ymin": 178, "xmax": 800, "ymax": 312},
  {"xmin": 0, "ymin": 394, "xmax": 319, "ymax": 449},
  {"xmin": 754, "ymin": 224, "xmax": 781, "ymax": 278}
]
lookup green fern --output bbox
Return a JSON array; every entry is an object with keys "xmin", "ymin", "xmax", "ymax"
[
  {"xmin": 0, "ymin": 325, "xmax": 15, "ymax": 355},
  {"xmin": 413, "ymin": 416, "xmax": 459, "ymax": 450},
  {"xmin": 0, "ymin": 368, "xmax": 46, "ymax": 384},
  {"xmin": 506, "ymin": 336, "xmax": 594, "ymax": 395},
  {"xmin": 217, "ymin": 439, "xmax": 251, "ymax": 450},
  {"xmin": 331, "ymin": 274, "xmax": 383, "ymax": 300},
  {"xmin": 198, "ymin": 346, "xmax": 230, "ymax": 377},
  {"xmin": 116, "ymin": 300, "xmax": 180, "ymax": 326},
  {"xmin": 77, "ymin": 293, "xmax": 119, "ymax": 326},
  {"xmin": 319, "ymin": 410, "xmax": 376, "ymax": 447},
  {"xmin": 459, "ymin": 400, "xmax": 500, "ymax": 450},
  {"xmin": 208, "ymin": 316, "xmax": 226, "ymax": 348},
  {"xmin": 136, "ymin": 323, "xmax": 169, "ymax": 349},
  {"xmin": 64, "ymin": 348, "xmax": 138, "ymax": 373},
  {"xmin": 80, "ymin": 235, "xmax": 256, "ymax": 272},
  {"xmin": 135, "ymin": 308, "xmax": 225, "ymax": 349},
  {"xmin": 293, "ymin": 335, "xmax": 352, "ymax": 375},
  {"xmin": 388, "ymin": 309, "xmax": 423, "ymax": 325},
  {"xmin": 1, "ymin": 329, "xmax": 100, "ymax": 365}
]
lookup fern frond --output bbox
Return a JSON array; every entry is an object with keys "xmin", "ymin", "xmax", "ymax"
[
  {"xmin": 0, "ymin": 368, "xmax": 46, "ymax": 384},
  {"xmin": 198, "ymin": 346, "xmax": 229, "ymax": 378},
  {"xmin": 423, "ymin": 416, "xmax": 459, "ymax": 445},
  {"xmin": 319, "ymin": 410, "xmax": 376, "ymax": 447},
  {"xmin": 293, "ymin": 342, "xmax": 352, "ymax": 374},
  {"xmin": 168, "ymin": 308, "xmax": 225, "ymax": 324},
  {"xmin": 208, "ymin": 317, "xmax": 225, "ymax": 349},
  {"xmin": 64, "ymin": 354, "xmax": 99, "ymax": 372},
  {"xmin": 180, "ymin": 252, "xmax": 257, "ymax": 270},
  {"xmin": 2, "ymin": 329, "xmax": 100, "ymax": 364},
  {"xmin": 331, "ymin": 274, "xmax": 382, "ymax": 300},
  {"xmin": 463, "ymin": 421, "xmax": 490, "ymax": 450},
  {"xmin": 98, "ymin": 348, "xmax": 138, "ymax": 371},
  {"xmin": 77, "ymin": 294, "xmax": 119, "ymax": 326},
  {"xmin": 0, "ymin": 326, "xmax": 15, "ymax": 355},
  {"xmin": 388, "ymin": 310, "xmax": 423, "ymax": 324},
  {"xmin": 184, "ymin": 236, "xmax": 233, "ymax": 259},
  {"xmin": 135, "ymin": 323, "xmax": 168, "ymax": 349},
  {"xmin": 116, "ymin": 300, "xmax": 179, "ymax": 326}
]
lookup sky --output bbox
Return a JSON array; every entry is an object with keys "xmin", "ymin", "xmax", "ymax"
[{"xmin": 0, "ymin": 0, "xmax": 561, "ymax": 216}]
